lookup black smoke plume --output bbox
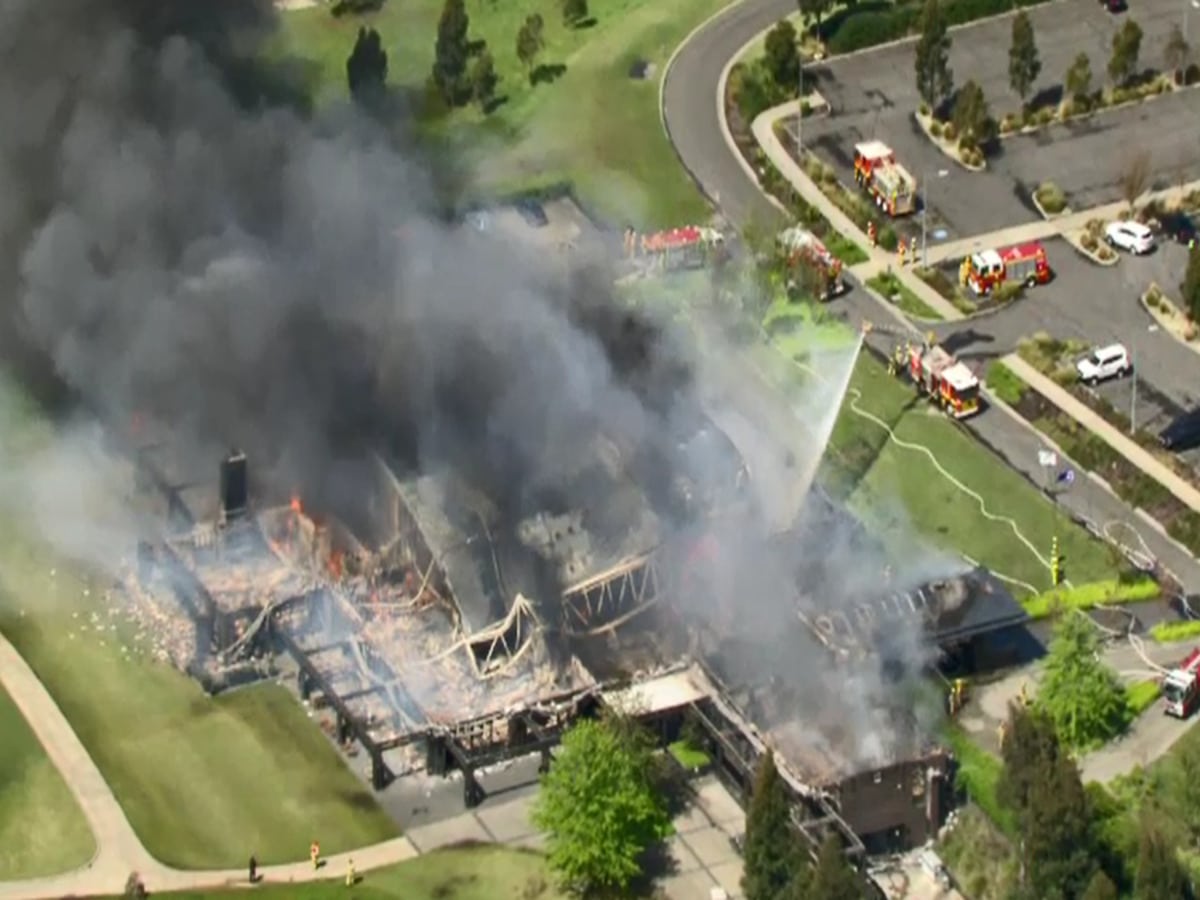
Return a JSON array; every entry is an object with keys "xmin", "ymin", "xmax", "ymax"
[{"xmin": 0, "ymin": 0, "xmax": 692, "ymax": 526}]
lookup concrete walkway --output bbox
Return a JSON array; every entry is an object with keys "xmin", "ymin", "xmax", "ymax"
[
  {"xmin": 1004, "ymin": 354, "xmax": 1200, "ymax": 516},
  {"xmin": 0, "ymin": 631, "xmax": 418, "ymax": 900}
]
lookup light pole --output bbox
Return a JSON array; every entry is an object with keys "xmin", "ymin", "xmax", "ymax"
[
  {"xmin": 921, "ymin": 169, "xmax": 950, "ymax": 267},
  {"xmin": 796, "ymin": 3, "xmax": 804, "ymax": 159}
]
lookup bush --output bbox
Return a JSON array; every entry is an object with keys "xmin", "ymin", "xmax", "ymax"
[
  {"xmin": 985, "ymin": 360, "xmax": 1028, "ymax": 405},
  {"xmin": 1126, "ymin": 680, "xmax": 1162, "ymax": 716},
  {"xmin": 919, "ymin": 101, "xmax": 931, "ymax": 116},
  {"xmin": 1022, "ymin": 577, "xmax": 1160, "ymax": 620},
  {"xmin": 941, "ymin": 121, "xmax": 958, "ymax": 142},
  {"xmin": 1000, "ymin": 112, "xmax": 1019, "ymax": 134},
  {"xmin": 1097, "ymin": 246, "xmax": 1116, "ymax": 261},
  {"xmin": 826, "ymin": 8, "xmax": 916, "ymax": 54},
  {"xmin": 877, "ymin": 225, "xmax": 899, "ymax": 251},
  {"xmin": 1081, "ymin": 233, "xmax": 1099, "ymax": 251},
  {"xmin": 1035, "ymin": 181, "xmax": 1067, "ymax": 214},
  {"xmin": 929, "ymin": 120, "xmax": 943, "ymax": 138},
  {"xmin": 1150, "ymin": 619, "xmax": 1200, "ymax": 642},
  {"xmin": 1036, "ymin": 107, "xmax": 1055, "ymax": 125}
]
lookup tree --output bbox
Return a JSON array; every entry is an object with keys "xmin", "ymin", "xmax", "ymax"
[
  {"xmin": 1109, "ymin": 19, "xmax": 1144, "ymax": 87},
  {"xmin": 742, "ymin": 753, "xmax": 804, "ymax": 900},
  {"xmin": 808, "ymin": 835, "xmax": 865, "ymax": 900},
  {"xmin": 1082, "ymin": 870, "xmax": 1120, "ymax": 900},
  {"xmin": 1183, "ymin": 246, "xmax": 1200, "ymax": 322},
  {"xmin": 432, "ymin": 0, "xmax": 471, "ymax": 105},
  {"xmin": 764, "ymin": 19, "xmax": 801, "ymax": 91},
  {"xmin": 532, "ymin": 717, "xmax": 670, "ymax": 895},
  {"xmin": 346, "ymin": 27, "xmax": 388, "ymax": 101},
  {"xmin": 999, "ymin": 704, "xmax": 1063, "ymax": 818},
  {"xmin": 1037, "ymin": 610, "xmax": 1131, "ymax": 751},
  {"xmin": 1008, "ymin": 10, "xmax": 1041, "ymax": 106},
  {"xmin": 1134, "ymin": 822, "xmax": 1187, "ymax": 900},
  {"xmin": 469, "ymin": 49, "xmax": 497, "ymax": 110},
  {"xmin": 806, "ymin": 0, "xmax": 835, "ymax": 40},
  {"xmin": 914, "ymin": 0, "xmax": 953, "ymax": 110},
  {"xmin": 561, "ymin": 0, "xmax": 588, "ymax": 28},
  {"xmin": 1120, "ymin": 151, "xmax": 1152, "ymax": 211},
  {"xmin": 516, "ymin": 13, "xmax": 545, "ymax": 79},
  {"xmin": 1025, "ymin": 750, "xmax": 1099, "ymax": 899},
  {"xmin": 1164, "ymin": 23, "xmax": 1190, "ymax": 81},
  {"xmin": 1162, "ymin": 729, "xmax": 1200, "ymax": 840},
  {"xmin": 951, "ymin": 79, "xmax": 995, "ymax": 150},
  {"xmin": 1066, "ymin": 52, "xmax": 1094, "ymax": 104}
]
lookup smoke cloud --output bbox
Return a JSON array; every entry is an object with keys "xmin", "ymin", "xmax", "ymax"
[{"xmin": 0, "ymin": 0, "xmax": 955, "ymax": 774}]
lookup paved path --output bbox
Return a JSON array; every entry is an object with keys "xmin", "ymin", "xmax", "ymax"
[{"xmin": 0, "ymin": 631, "xmax": 418, "ymax": 900}]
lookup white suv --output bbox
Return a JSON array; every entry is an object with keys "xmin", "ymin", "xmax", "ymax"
[
  {"xmin": 1076, "ymin": 343, "xmax": 1131, "ymax": 385},
  {"xmin": 1105, "ymin": 220, "xmax": 1155, "ymax": 254}
]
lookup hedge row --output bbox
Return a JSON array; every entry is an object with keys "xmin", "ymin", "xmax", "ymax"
[
  {"xmin": 1149, "ymin": 619, "xmax": 1200, "ymax": 643},
  {"xmin": 1022, "ymin": 577, "xmax": 1160, "ymax": 620},
  {"xmin": 823, "ymin": 0, "xmax": 1049, "ymax": 56}
]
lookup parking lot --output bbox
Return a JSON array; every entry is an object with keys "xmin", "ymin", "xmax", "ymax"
[
  {"xmin": 933, "ymin": 236, "xmax": 1200, "ymax": 460},
  {"xmin": 796, "ymin": 0, "xmax": 1200, "ymax": 240}
]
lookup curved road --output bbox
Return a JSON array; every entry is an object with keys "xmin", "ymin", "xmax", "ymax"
[{"xmin": 663, "ymin": 0, "xmax": 792, "ymax": 228}]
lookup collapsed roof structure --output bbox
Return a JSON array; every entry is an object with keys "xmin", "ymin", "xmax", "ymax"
[{"xmin": 121, "ymin": 404, "xmax": 1027, "ymax": 855}]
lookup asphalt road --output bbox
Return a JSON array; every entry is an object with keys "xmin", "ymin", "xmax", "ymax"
[
  {"xmin": 662, "ymin": 0, "xmax": 794, "ymax": 227},
  {"xmin": 798, "ymin": 0, "xmax": 1200, "ymax": 239}
]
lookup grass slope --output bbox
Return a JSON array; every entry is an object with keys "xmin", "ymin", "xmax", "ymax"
[
  {"xmin": 275, "ymin": 0, "xmax": 730, "ymax": 224},
  {"xmin": 0, "ymin": 684, "xmax": 95, "ymax": 879},
  {"xmin": 0, "ymin": 539, "xmax": 397, "ymax": 870},
  {"xmin": 120, "ymin": 846, "xmax": 565, "ymax": 899},
  {"xmin": 823, "ymin": 354, "xmax": 1116, "ymax": 592}
]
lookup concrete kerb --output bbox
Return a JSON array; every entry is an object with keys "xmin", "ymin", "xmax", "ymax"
[{"xmin": 716, "ymin": 22, "xmax": 779, "ymax": 196}]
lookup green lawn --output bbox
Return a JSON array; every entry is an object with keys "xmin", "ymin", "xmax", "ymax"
[
  {"xmin": 274, "ymin": 0, "xmax": 730, "ymax": 225},
  {"xmin": 0, "ymin": 684, "xmax": 95, "ymax": 879},
  {"xmin": 114, "ymin": 846, "xmax": 564, "ymax": 899},
  {"xmin": 819, "ymin": 353, "xmax": 1117, "ymax": 594},
  {"xmin": 866, "ymin": 272, "xmax": 944, "ymax": 322},
  {"xmin": 0, "ymin": 538, "xmax": 397, "ymax": 869},
  {"xmin": 668, "ymin": 739, "xmax": 711, "ymax": 770}
]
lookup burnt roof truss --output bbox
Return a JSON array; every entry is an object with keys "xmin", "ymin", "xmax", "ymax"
[{"xmin": 561, "ymin": 553, "xmax": 661, "ymax": 636}]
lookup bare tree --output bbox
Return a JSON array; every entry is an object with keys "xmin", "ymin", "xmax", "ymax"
[{"xmin": 1120, "ymin": 151, "xmax": 1152, "ymax": 212}]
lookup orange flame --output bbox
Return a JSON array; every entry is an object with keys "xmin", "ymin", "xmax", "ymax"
[
  {"xmin": 290, "ymin": 495, "xmax": 303, "ymax": 515},
  {"xmin": 328, "ymin": 550, "xmax": 344, "ymax": 579}
]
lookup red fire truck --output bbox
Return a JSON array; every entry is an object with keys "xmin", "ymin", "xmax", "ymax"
[
  {"xmin": 625, "ymin": 225, "xmax": 724, "ymax": 271},
  {"xmin": 900, "ymin": 343, "xmax": 981, "ymax": 419},
  {"xmin": 777, "ymin": 226, "xmax": 845, "ymax": 301},
  {"xmin": 959, "ymin": 241, "xmax": 1052, "ymax": 296},
  {"xmin": 1163, "ymin": 646, "xmax": 1200, "ymax": 718},
  {"xmin": 853, "ymin": 141, "xmax": 917, "ymax": 217}
]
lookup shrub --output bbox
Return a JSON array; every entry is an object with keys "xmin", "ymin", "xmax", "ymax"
[
  {"xmin": 1151, "ymin": 619, "xmax": 1200, "ymax": 642},
  {"xmin": 1097, "ymin": 246, "xmax": 1116, "ymax": 261},
  {"xmin": 826, "ymin": 9, "xmax": 914, "ymax": 55},
  {"xmin": 941, "ymin": 121, "xmax": 958, "ymax": 142},
  {"xmin": 930, "ymin": 120, "xmax": 943, "ymax": 138},
  {"xmin": 1126, "ymin": 680, "xmax": 1162, "ymax": 716},
  {"xmin": 993, "ymin": 281, "xmax": 1023, "ymax": 304},
  {"xmin": 1081, "ymin": 233, "xmax": 1099, "ymax": 251},
  {"xmin": 1036, "ymin": 107, "xmax": 1054, "ymax": 125},
  {"xmin": 1000, "ymin": 112, "xmax": 1019, "ymax": 133},
  {"xmin": 1146, "ymin": 292, "xmax": 1162, "ymax": 309},
  {"xmin": 800, "ymin": 99, "xmax": 812, "ymax": 117},
  {"xmin": 1035, "ymin": 181, "xmax": 1067, "ymax": 214},
  {"xmin": 919, "ymin": 101, "xmax": 931, "ymax": 116},
  {"xmin": 877, "ymin": 225, "xmax": 899, "ymax": 251},
  {"xmin": 1022, "ymin": 577, "xmax": 1159, "ymax": 620},
  {"xmin": 821, "ymin": 167, "xmax": 838, "ymax": 185},
  {"xmin": 985, "ymin": 360, "xmax": 1027, "ymax": 405}
]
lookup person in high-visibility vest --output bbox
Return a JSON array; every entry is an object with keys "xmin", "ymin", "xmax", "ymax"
[
  {"xmin": 897, "ymin": 240, "xmax": 907, "ymax": 265},
  {"xmin": 998, "ymin": 720, "xmax": 1009, "ymax": 748},
  {"xmin": 868, "ymin": 221, "xmax": 877, "ymax": 247},
  {"xmin": 346, "ymin": 857, "xmax": 356, "ymax": 887},
  {"xmin": 310, "ymin": 841, "xmax": 320, "ymax": 870}
]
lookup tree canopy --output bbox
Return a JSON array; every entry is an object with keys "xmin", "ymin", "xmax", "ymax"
[
  {"xmin": 516, "ymin": 13, "xmax": 546, "ymax": 78},
  {"xmin": 1027, "ymin": 750, "xmax": 1099, "ymax": 897},
  {"xmin": 1108, "ymin": 19, "xmax": 1144, "ymax": 86},
  {"xmin": 1081, "ymin": 869, "xmax": 1119, "ymax": 900},
  {"xmin": 346, "ymin": 27, "xmax": 388, "ymax": 102},
  {"xmin": 914, "ymin": 0, "xmax": 953, "ymax": 109},
  {"xmin": 532, "ymin": 716, "xmax": 670, "ymax": 895},
  {"xmin": 951, "ymin": 79, "xmax": 995, "ymax": 150},
  {"xmin": 808, "ymin": 835, "xmax": 866, "ymax": 899},
  {"xmin": 469, "ymin": 48, "xmax": 498, "ymax": 110},
  {"xmin": 1008, "ymin": 10, "xmax": 1041, "ymax": 103},
  {"xmin": 1037, "ymin": 610, "xmax": 1131, "ymax": 751},
  {"xmin": 1066, "ymin": 52, "xmax": 1093, "ymax": 104},
  {"xmin": 742, "ymin": 753, "xmax": 804, "ymax": 899},
  {"xmin": 432, "ymin": 0, "xmax": 471, "ymax": 105},
  {"xmin": 561, "ymin": 0, "xmax": 589, "ymax": 28},
  {"xmin": 764, "ymin": 19, "xmax": 800, "ymax": 91},
  {"xmin": 1134, "ymin": 821, "xmax": 1188, "ymax": 900}
]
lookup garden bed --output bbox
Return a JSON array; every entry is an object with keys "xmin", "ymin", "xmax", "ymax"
[
  {"xmin": 1141, "ymin": 283, "xmax": 1200, "ymax": 357},
  {"xmin": 915, "ymin": 266, "xmax": 1021, "ymax": 315},
  {"xmin": 1021, "ymin": 577, "xmax": 1159, "ymax": 619},
  {"xmin": 1150, "ymin": 619, "xmax": 1200, "ymax": 642},
  {"xmin": 988, "ymin": 356, "xmax": 1200, "ymax": 559},
  {"xmin": 914, "ymin": 109, "xmax": 986, "ymax": 171},
  {"xmin": 1031, "ymin": 181, "xmax": 1071, "ymax": 219},
  {"xmin": 999, "ymin": 73, "xmax": 1186, "ymax": 140},
  {"xmin": 866, "ymin": 271, "xmax": 943, "ymax": 320}
]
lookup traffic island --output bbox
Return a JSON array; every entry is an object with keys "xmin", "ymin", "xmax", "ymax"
[
  {"xmin": 998, "ymin": 74, "xmax": 1191, "ymax": 140},
  {"xmin": 1140, "ymin": 283, "xmax": 1200, "ymax": 356},
  {"xmin": 1063, "ymin": 219, "xmax": 1119, "ymax": 267},
  {"xmin": 1031, "ymin": 181, "xmax": 1071, "ymax": 220},
  {"xmin": 914, "ymin": 109, "xmax": 986, "ymax": 172}
]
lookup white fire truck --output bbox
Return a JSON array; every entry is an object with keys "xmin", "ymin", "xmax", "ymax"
[
  {"xmin": 959, "ymin": 241, "xmax": 1052, "ymax": 296},
  {"xmin": 895, "ymin": 342, "xmax": 981, "ymax": 419},
  {"xmin": 1163, "ymin": 646, "xmax": 1200, "ymax": 718},
  {"xmin": 853, "ymin": 141, "xmax": 917, "ymax": 217},
  {"xmin": 777, "ymin": 226, "xmax": 845, "ymax": 301},
  {"xmin": 625, "ymin": 225, "xmax": 725, "ymax": 271}
]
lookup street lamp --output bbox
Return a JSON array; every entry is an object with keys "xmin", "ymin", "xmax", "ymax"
[{"xmin": 921, "ymin": 169, "xmax": 950, "ymax": 268}]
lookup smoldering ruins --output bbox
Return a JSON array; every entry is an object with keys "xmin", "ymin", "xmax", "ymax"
[{"xmin": 0, "ymin": 0, "xmax": 1030, "ymax": 862}]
